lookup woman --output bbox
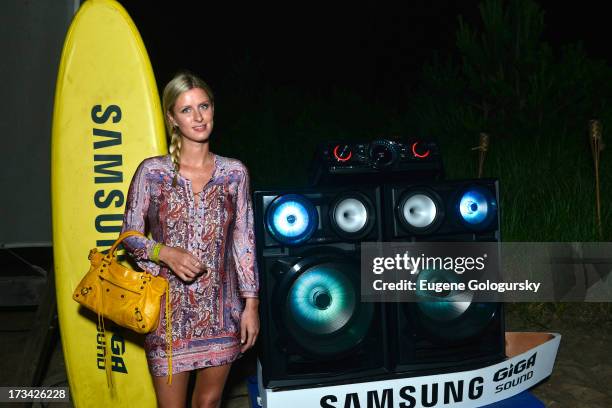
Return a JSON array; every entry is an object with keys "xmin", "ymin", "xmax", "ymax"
[{"xmin": 121, "ymin": 71, "xmax": 259, "ymax": 408}]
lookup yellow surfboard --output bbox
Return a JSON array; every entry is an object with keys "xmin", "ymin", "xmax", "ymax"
[{"xmin": 51, "ymin": 0, "xmax": 166, "ymax": 406}]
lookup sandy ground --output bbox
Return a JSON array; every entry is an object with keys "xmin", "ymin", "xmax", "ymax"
[
  {"xmin": 1, "ymin": 307, "xmax": 610, "ymax": 408},
  {"xmin": 505, "ymin": 307, "xmax": 612, "ymax": 408}
]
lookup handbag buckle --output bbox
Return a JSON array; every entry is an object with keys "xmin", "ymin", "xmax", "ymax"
[
  {"xmin": 81, "ymin": 287, "xmax": 90, "ymax": 295},
  {"xmin": 135, "ymin": 309, "xmax": 144, "ymax": 322}
]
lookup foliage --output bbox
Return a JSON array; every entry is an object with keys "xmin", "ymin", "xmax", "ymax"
[
  {"xmin": 411, "ymin": 0, "xmax": 612, "ymax": 141},
  {"xmin": 410, "ymin": 0, "xmax": 612, "ymax": 322},
  {"xmin": 404, "ymin": 0, "xmax": 612, "ymax": 244}
]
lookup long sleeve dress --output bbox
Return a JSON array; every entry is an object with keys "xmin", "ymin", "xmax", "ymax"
[{"xmin": 120, "ymin": 153, "xmax": 258, "ymax": 376}]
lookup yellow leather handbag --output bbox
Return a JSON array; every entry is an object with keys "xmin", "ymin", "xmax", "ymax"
[{"xmin": 72, "ymin": 230, "xmax": 168, "ymax": 334}]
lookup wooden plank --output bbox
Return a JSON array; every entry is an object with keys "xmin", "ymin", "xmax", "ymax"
[
  {"xmin": 0, "ymin": 276, "xmax": 46, "ymax": 306},
  {"xmin": 16, "ymin": 267, "xmax": 59, "ymax": 391}
]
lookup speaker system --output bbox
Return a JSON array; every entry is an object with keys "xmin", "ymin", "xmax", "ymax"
[
  {"xmin": 383, "ymin": 179, "xmax": 505, "ymax": 375},
  {"xmin": 254, "ymin": 179, "xmax": 505, "ymax": 390},
  {"xmin": 254, "ymin": 186, "xmax": 389, "ymax": 389}
]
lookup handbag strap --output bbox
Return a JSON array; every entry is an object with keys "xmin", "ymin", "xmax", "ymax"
[
  {"xmin": 106, "ymin": 230, "xmax": 146, "ymax": 259},
  {"xmin": 166, "ymin": 284, "xmax": 172, "ymax": 385}
]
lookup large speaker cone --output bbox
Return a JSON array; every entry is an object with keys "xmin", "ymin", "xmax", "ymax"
[
  {"xmin": 397, "ymin": 190, "xmax": 443, "ymax": 233},
  {"xmin": 330, "ymin": 193, "xmax": 374, "ymax": 239},
  {"xmin": 413, "ymin": 268, "xmax": 497, "ymax": 342},
  {"xmin": 280, "ymin": 259, "xmax": 374, "ymax": 356},
  {"xmin": 265, "ymin": 194, "xmax": 318, "ymax": 245},
  {"xmin": 456, "ymin": 186, "xmax": 497, "ymax": 230}
]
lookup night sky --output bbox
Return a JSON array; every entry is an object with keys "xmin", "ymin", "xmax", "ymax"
[{"xmin": 118, "ymin": 0, "xmax": 611, "ymax": 107}]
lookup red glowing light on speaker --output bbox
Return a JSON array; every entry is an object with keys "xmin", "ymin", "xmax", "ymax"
[
  {"xmin": 333, "ymin": 145, "xmax": 352, "ymax": 162},
  {"xmin": 412, "ymin": 142, "xmax": 430, "ymax": 158}
]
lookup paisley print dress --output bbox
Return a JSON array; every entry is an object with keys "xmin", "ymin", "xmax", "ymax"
[{"xmin": 121, "ymin": 153, "xmax": 258, "ymax": 376}]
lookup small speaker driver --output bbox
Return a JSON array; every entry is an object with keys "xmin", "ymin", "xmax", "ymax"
[
  {"xmin": 330, "ymin": 192, "xmax": 375, "ymax": 239},
  {"xmin": 396, "ymin": 189, "xmax": 443, "ymax": 234}
]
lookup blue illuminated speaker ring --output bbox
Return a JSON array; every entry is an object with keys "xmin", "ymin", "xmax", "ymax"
[
  {"xmin": 265, "ymin": 194, "xmax": 318, "ymax": 245},
  {"xmin": 455, "ymin": 185, "xmax": 498, "ymax": 231},
  {"xmin": 329, "ymin": 192, "xmax": 375, "ymax": 239},
  {"xmin": 396, "ymin": 188, "xmax": 444, "ymax": 234},
  {"xmin": 278, "ymin": 257, "xmax": 374, "ymax": 356}
]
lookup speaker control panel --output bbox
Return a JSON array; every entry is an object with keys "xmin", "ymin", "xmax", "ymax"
[
  {"xmin": 309, "ymin": 138, "xmax": 444, "ymax": 186},
  {"xmin": 325, "ymin": 139, "xmax": 439, "ymax": 168}
]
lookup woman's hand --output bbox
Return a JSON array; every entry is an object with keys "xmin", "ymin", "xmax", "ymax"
[
  {"xmin": 158, "ymin": 245, "xmax": 206, "ymax": 282},
  {"xmin": 240, "ymin": 298, "xmax": 260, "ymax": 353}
]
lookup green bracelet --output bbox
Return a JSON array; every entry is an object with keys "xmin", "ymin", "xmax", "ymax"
[{"xmin": 151, "ymin": 242, "xmax": 163, "ymax": 263}]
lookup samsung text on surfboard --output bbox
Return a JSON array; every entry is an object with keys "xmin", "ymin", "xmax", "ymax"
[
  {"xmin": 92, "ymin": 104, "xmax": 124, "ymax": 249},
  {"xmin": 91, "ymin": 104, "xmax": 129, "ymax": 375}
]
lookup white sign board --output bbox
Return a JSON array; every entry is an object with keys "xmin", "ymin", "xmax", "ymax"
[{"xmin": 258, "ymin": 333, "xmax": 560, "ymax": 408}]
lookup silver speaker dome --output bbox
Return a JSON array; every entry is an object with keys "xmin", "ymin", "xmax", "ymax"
[
  {"xmin": 333, "ymin": 198, "xmax": 369, "ymax": 234},
  {"xmin": 401, "ymin": 193, "xmax": 438, "ymax": 228}
]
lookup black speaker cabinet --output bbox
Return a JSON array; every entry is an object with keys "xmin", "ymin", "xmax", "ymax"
[
  {"xmin": 254, "ymin": 186, "xmax": 389, "ymax": 389},
  {"xmin": 383, "ymin": 179, "xmax": 505, "ymax": 375},
  {"xmin": 254, "ymin": 178, "xmax": 506, "ymax": 389}
]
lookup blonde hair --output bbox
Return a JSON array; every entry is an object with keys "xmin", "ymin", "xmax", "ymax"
[{"xmin": 161, "ymin": 70, "xmax": 214, "ymax": 186}]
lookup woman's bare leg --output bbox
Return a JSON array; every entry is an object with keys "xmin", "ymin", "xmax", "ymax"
[
  {"xmin": 191, "ymin": 364, "xmax": 232, "ymax": 408},
  {"xmin": 152, "ymin": 371, "xmax": 190, "ymax": 408}
]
